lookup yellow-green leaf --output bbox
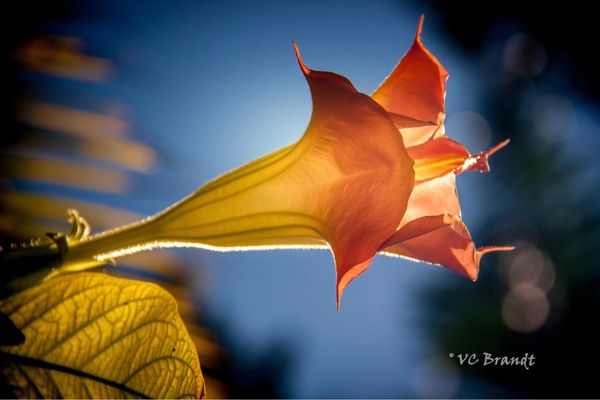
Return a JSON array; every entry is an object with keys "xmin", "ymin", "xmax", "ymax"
[{"xmin": 0, "ymin": 272, "xmax": 204, "ymax": 398}]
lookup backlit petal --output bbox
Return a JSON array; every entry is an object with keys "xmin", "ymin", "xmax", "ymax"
[
  {"xmin": 381, "ymin": 214, "xmax": 513, "ymax": 280},
  {"xmin": 409, "ymin": 137, "xmax": 470, "ymax": 183},
  {"xmin": 372, "ymin": 15, "xmax": 448, "ymax": 146},
  {"xmin": 399, "ymin": 172, "xmax": 460, "ymax": 227},
  {"xmin": 293, "ymin": 44, "xmax": 415, "ymax": 306}
]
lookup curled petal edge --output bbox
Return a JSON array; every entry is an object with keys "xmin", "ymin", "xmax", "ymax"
[{"xmin": 380, "ymin": 214, "xmax": 514, "ymax": 280}]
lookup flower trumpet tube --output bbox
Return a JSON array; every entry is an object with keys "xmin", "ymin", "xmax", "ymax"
[{"xmin": 63, "ymin": 16, "xmax": 512, "ymax": 308}]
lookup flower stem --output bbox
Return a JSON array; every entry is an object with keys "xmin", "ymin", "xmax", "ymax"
[{"xmin": 62, "ymin": 216, "xmax": 159, "ymax": 269}]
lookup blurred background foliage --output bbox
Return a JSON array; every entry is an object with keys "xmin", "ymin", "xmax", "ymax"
[
  {"xmin": 1, "ymin": 0, "xmax": 599, "ymax": 398},
  {"xmin": 415, "ymin": 0, "xmax": 600, "ymax": 397}
]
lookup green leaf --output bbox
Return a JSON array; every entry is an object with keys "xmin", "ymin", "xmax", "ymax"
[{"xmin": 0, "ymin": 272, "xmax": 204, "ymax": 398}]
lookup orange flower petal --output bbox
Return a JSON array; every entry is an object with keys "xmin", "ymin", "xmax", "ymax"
[
  {"xmin": 293, "ymin": 44, "xmax": 415, "ymax": 307},
  {"xmin": 336, "ymin": 256, "xmax": 374, "ymax": 310},
  {"xmin": 394, "ymin": 138, "xmax": 512, "ymax": 277},
  {"xmin": 381, "ymin": 214, "xmax": 514, "ymax": 280},
  {"xmin": 408, "ymin": 137, "xmax": 470, "ymax": 183},
  {"xmin": 372, "ymin": 15, "xmax": 448, "ymax": 146},
  {"xmin": 399, "ymin": 172, "xmax": 460, "ymax": 227}
]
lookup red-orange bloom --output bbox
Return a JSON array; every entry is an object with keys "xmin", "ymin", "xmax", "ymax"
[
  {"xmin": 366, "ymin": 16, "xmax": 513, "ymax": 301},
  {"xmin": 64, "ymin": 17, "xmax": 512, "ymax": 308},
  {"xmin": 331, "ymin": 15, "xmax": 513, "ymax": 304}
]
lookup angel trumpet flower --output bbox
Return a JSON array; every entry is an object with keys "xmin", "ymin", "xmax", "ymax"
[{"xmin": 63, "ymin": 16, "xmax": 512, "ymax": 308}]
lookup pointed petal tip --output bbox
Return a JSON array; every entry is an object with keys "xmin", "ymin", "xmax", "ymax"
[
  {"xmin": 336, "ymin": 276, "xmax": 348, "ymax": 312},
  {"xmin": 334, "ymin": 257, "xmax": 375, "ymax": 312},
  {"xmin": 485, "ymin": 138, "xmax": 511, "ymax": 158},
  {"xmin": 462, "ymin": 264, "xmax": 479, "ymax": 282},
  {"xmin": 473, "ymin": 245, "xmax": 515, "ymax": 278},
  {"xmin": 416, "ymin": 15, "xmax": 425, "ymax": 42},
  {"xmin": 478, "ymin": 245, "xmax": 516, "ymax": 255},
  {"xmin": 468, "ymin": 246, "xmax": 515, "ymax": 282},
  {"xmin": 292, "ymin": 41, "xmax": 310, "ymax": 75},
  {"xmin": 455, "ymin": 138, "xmax": 511, "ymax": 175}
]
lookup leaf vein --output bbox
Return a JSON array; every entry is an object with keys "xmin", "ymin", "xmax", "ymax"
[
  {"xmin": 14, "ymin": 364, "xmax": 44, "ymax": 398},
  {"xmin": 122, "ymin": 354, "xmax": 196, "ymax": 385},
  {"xmin": 11, "ymin": 282, "xmax": 116, "ymax": 330},
  {"xmin": 41, "ymin": 296, "xmax": 170, "ymax": 358},
  {"xmin": 78, "ymin": 319, "xmax": 178, "ymax": 369},
  {"xmin": 0, "ymin": 351, "xmax": 150, "ymax": 398}
]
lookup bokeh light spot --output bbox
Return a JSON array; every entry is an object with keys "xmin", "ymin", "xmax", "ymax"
[{"xmin": 502, "ymin": 283, "xmax": 549, "ymax": 333}]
